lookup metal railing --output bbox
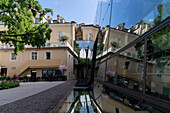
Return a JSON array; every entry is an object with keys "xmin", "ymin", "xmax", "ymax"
[{"xmin": 0, "ymin": 41, "xmax": 78, "ymax": 56}]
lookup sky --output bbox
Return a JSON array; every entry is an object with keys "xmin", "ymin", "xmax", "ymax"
[{"xmin": 38, "ymin": 0, "xmax": 100, "ymax": 24}]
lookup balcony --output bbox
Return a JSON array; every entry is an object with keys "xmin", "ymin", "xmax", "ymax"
[
  {"xmin": 95, "ymin": 17, "xmax": 170, "ymax": 113},
  {"xmin": 0, "ymin": 42, "xmax": 78, "ymax": 57}
]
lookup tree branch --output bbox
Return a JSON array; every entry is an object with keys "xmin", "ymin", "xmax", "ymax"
[
  {"xmin": 0, "ymin": 37, "xmax": 25, "ymax": 43},
  {"xmin": 0, "ymin": 23, "xmax": 46, "ymax": 37}
]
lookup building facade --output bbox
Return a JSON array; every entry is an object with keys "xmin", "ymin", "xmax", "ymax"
[
  {"xmin": 93, "ymin": 0, "xmax": 170, "ymax": 113},
  {"xmin": 0, "ymin": 15, "xmax": 78, "ymax": 81}
]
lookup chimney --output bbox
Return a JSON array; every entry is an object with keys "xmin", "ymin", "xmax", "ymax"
[
  {"xmin": 122, "ymin": 23, "xmax": 125, "ymax": 29},
  {"xmin": 57, "ymin": 15, "xmax": 60, "ymax": 21},
  {"xmin": 136, "ymin": 24, "xmax": 139, "ymax": 29},
  {"xmin": 80, "ymin": 23, "xmax": 85, "ymax": 26},
  {"xmin": 96, "ymin": 24, "xmax": 99, "ymax": 27},
  {"xmin": 106, "ymin": 25, "xmax": 110, "ymax": 27},
  {"xmin": 131, "ymin": 26, "xmax": 134, "ymax": 29},
  {"xmin": 71, "ymin": 21, "xmax": 76, "ymax": 23}
]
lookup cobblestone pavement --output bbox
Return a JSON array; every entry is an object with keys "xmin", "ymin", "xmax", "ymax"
[
  {"xmin": 0, "ymin": 80, "xmax": 76, "ymax": 113},
  {"xmin": 0, "ymin": 81, "xmax": 64, "ymax": 106}
]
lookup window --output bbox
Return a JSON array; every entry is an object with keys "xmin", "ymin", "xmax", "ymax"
[
  {"xmin": 31, "ymin": 52, "xmax": 38, "ymax": 60},
  {"xmin": 115, "ymin": 108, "xmax": 120, "ymax": 113},
  {"xmin": 58, "ymin": 31, "xmax": 63, "ymax": 39},
  {"xmin": 117, "ymin": 38, "xmax": 121, "ymax": 46},
  {"xmin": 124, "ymin": 61, "xmax": 131, "ymax": 69},
  {"xmin": 87, "ymin": 33, "xmax": 92, "ymax": 40},
  {"xmin": 45, "ymin": 52, "xmax": 51, "ymax": 60},
  {"xmin": 35, "ymin": 18, "xmax": 39, "ymax": 24},
  {"xmin": 163, "ymin": 87, "xmax": 170, "ymax": 96},
  {"xmin": 10, "ymin": 52, "xmax": 17, "ymax": 61},
  {"xmin": 136, "ymin": 64, "xmax": 144, "ymax": 73}
]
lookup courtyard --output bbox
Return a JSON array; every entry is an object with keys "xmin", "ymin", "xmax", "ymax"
[{"xmin": 0, "ymin": 81, "xmax": 76, "ymax": 113}]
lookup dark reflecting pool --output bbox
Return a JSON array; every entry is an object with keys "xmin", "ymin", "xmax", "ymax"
[{"xmin": 58, "ymin": 90, "xmax": 102, "ymax": 113}]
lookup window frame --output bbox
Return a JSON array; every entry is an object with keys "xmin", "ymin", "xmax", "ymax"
[
  {"xmin": 87, "ymin": 33, "xmax": 92, "ymax": 40},
  {"xmin": 45, "ymin": 51, "xmax": 52, "ymax": 60},
  {"xmin": 30, "ymin": 51, "xmax": 38, "ymax": 60},
  {"xmin": 136, "ymin": 63, "xmax": 144, "ymax": 73},
  {"xmin": 10, "ymin": 52, "xmax": 17, "ymax": 61},
  {"xmin": 58, "ymin": 31, "xmax": 63, "ymax": 39}
]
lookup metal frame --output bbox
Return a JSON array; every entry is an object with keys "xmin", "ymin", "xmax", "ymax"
[
  {"xmin": 96, "ymin": 17, "xmax": 170, "ymax": 113},
  {"xmin": 97, "ymin": 80, "xmax": 170, "ymax": 113},
  {"xmin": 100, "ymin": 17, "xmax": 170, "ymax": 94},
  {"xmin": 100, "ymin": 17, "xmax": 170, "ymax": 64}
]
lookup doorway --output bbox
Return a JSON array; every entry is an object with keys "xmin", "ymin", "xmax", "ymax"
[
  {"xmin": 31, "ymin": 70, "xmax": 37, "ymax": 82},
  {"xmin": 1, "ymin": 68, "xmax": 7, "ymax": 76}
]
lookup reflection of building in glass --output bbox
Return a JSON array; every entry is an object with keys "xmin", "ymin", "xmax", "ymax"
[
  {"xmin": 75, "ymin": 24, "xmax": 102, "ymax": 59},
  {"xmin": 93, "ymin": 0, "xmax": 170, "ymax": 113}
]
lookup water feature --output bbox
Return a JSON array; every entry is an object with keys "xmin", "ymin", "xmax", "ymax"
[{"xmin": 58, "ymin": 90, "xmax": 102, "ymax": 113}]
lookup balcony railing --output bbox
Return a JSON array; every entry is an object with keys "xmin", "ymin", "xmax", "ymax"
[
  {"xmin": 95, "ymin": 17, "xmax": 170, "ymax": 113},
  {"xmin": 0, "ymin": 41, "xmax": 78, "ymax": 57}
]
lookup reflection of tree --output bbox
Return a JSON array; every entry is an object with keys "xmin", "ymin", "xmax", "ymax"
[
  {"xmin": 153, "ymin": 2, "xmax": 170, "ymax": 26},
  {"xmin": 97, "ymin": 43, "xmax": 104, "ymax": 55},
  {"xmin": 150, "ymin": 26, "xmax": 170, "ymax": 72},
  {"xmin": 74, "ymin": 41, "xmax": 80, "ymax": 55},
  {"xmin": 110, "ymin": 40, "xmax": 120, "ymax": 49},
  {"xmin": 135, "ymin": 2, "xmax": 170, "ymax": 73}
]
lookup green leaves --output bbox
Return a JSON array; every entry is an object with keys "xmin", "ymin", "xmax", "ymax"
[
  {"xmin": 0, "ymin": 0, "xmax": 53, "ymax": 54},
  {"xmin": 110, "ymin": 39, "xmax": 120, "ymax": 49},
  {"xmin": 44, "ymin": 8, "xmax": 53, "ymax": 16}
]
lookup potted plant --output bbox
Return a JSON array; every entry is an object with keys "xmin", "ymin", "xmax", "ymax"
[
  {"xmin": 110, "ymin": 39, "xmax": 120, "ymax": 50},
  {"xmin": 59, "ymin": 33, "xmax": 69, "ymax": 45},
  {"xmin": 106, "ymin": 70, "xmax": 115, "ymax": 81},
  {"xmin": 23, "ymin": 75, "xmax": 28, "ymax": 82},
  {"xmin": 59, "ymin": 65, "xmax": 67, "ymax": 73},
  {"xmin": 58, "ymin": 65, "xmax": 68, "ymax": 80}
]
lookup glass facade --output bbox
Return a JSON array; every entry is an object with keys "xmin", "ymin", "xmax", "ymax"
[
  {"xmin": 93, "ymin": 0, "xmax": 170, "ymax": 112},
  {"xmin": 94, "ymin": 0, "xmax": 170, "ymax": 29},
  {"xmin": 42, "ymin": 70, "xmax": 65, "ymax": 81}
]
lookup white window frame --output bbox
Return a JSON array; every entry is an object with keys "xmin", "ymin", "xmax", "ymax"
[
  {"xmin": 45, "ymin": 51, "xmax": 52, "ymax": 60},
  {"xmin": 87, "ymin": 33, "xmax": 92, "ymax": 40},
  {"xmin": 10, "ymin": 52, "xmax": 17, "ymax": 61},
  {"xmin": 136, "ymin": 63, "xmax": 144, "ymax": 73},
  {"xmin": 58, "ymin": 31, "xmax": 63, "ymax": 39},
  {"xmin": 30, "ymin": 51, "xmax": 38, "ymax": 60},
  {"xmin": 117, "ymin": 38, "xmax": 121, "ymax": 46}
]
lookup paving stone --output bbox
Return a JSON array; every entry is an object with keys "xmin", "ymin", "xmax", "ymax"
[{"xmin": 0, "ymin": 80, "xmax": 76, "ymax": 113}]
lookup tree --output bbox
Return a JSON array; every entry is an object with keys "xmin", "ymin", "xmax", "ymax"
[
  {"xmin": 0, "ymin": 0, "xmax": 53, "ymax": 54},
  {"xmin": 74, "ymin": 41, "xmax": 80, "ymax": 55},
  {"xmin": 135, "ymin": 2, "xmax": 170, "ymax": 72},
  {"xmin": 97, "ymin": 43, "xmax": 103, "ymax": 55}
]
